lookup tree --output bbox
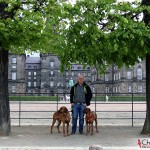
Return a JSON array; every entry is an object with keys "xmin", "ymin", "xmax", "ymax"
[
  {"xmin": 0, "ymin": 0, "xmax": 62, "ymax": 135},
  {"xmin": 141, "ymin": 0, "xmax": 150, "ymax": 134},
  {"xmin": 56, "ymin": 0, "xmax": 150, "ymax": 134}
]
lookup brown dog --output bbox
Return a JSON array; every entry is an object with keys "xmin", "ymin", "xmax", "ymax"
[
  {"xmin": 51, "ymin": 106, "xmax": 71, "ymax": 137},
  {"xmin": 84, "ymin": 107, "xmax": 99, "ymax": 135}
]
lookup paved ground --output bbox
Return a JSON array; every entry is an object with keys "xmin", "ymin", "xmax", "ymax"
[{"xmin": 0, "ymin": 125, "xmax": 149, "ymax": 150}]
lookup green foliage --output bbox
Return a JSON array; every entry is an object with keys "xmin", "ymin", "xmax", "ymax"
[
  {"xmin": 0, "ymin": 0, "xmax": 150, "ymax": 73},
  {"xmin": 9, "ymin": 95, "xmax": 146, "ymax": 102},
  {"xmin": 92, "ymin": 95, "xmax": 146, "ymax": 101},
  {"xmin": 9, "ymin": 96, "xmax": 59, "ymax": 101},
  {"xmin": 0, "ymin": 0, "xmax": 62, "ymax": 54},
  {"xmin": 57, "ymin": 0, "xmax": 150, "ymax": 73}
]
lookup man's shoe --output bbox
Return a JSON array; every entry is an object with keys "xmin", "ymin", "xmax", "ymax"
[
  {"xmin": 79, "ymin": 131, "xmax": 83, "ymax": 134},
  {"xmin": 70, "ymin": 132, "xmax": 75, "ymax": 135}
]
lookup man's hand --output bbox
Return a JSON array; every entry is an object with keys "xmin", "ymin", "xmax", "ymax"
[
  {"xmin": 71, "ymin": 103, "xmax": 74, "ymax": 107},
  {"xmin": 83, "ymin": 103, "xmax": 87, "ymax": 107}
]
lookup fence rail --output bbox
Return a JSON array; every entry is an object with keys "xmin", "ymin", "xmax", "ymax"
[{"xmin": 9, "ymin": 93, "xmax": 146, "ymax": 126}]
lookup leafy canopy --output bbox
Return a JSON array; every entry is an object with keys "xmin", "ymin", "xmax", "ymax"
[
  {"xmin": 0, "ymin": 0, "xmax": 150, "ymax": 73},
  {"xmin": 56, "ymin": 0, "xmax": 150, "ymax": 72},
  {"xmin": 0, "ymin": 0, "xmax": 62, "ymax": 54}
]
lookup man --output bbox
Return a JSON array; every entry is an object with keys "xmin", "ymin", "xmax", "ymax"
[{"xmin": 70, "ymin": 75, "xmax": 92, "ymax": 134}]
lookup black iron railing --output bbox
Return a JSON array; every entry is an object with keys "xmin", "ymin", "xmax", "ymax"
[{"xmin": 9, "ymin": 92, "xmax": 146, "ymax": 127}]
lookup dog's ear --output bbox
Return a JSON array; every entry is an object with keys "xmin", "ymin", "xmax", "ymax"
[
  {"xmin": 64, "ymin": 107, "xmax": 68, "ymax": 113},
  {"xmin": 88, "ymin": 108, "xmax": 91, "ymax": 112},
  {"xmin": 84, "ymin": 108, "xmax": 87, "ymax": 114},
  {"xmin": 59, "ymin": 107, "xmax": 63, "ymax": 113},
  {"xmin": 58, "ymin": 108, "xmax": 61, "ymax": 113},
  {"xmin": 84, "ymin": 107, "xmax": 91, "ymax": 114}
]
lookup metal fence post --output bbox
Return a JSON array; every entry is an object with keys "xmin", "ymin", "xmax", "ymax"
[
  {"xmin": 95, "ymin": 92, "xmax": 96, "ymax": 113},
  {"xmin": 57, "ymin": 92, "xmax": 58, "ymax": 110},
  {"xmin": 19, "ymin": 98, "xmax": 21, "ymax": 126},
  {"xmin": 132, "ymin": 93, "xmax": 133, "ymax": 127}
]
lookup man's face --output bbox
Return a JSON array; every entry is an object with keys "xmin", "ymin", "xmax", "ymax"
[{"xmin": 78, "ymin": 77, "xmax": 84, "ymax": 85}]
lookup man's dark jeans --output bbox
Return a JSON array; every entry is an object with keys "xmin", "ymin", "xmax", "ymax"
[{"xmin": 72, "ymin": 103, "xmax": 85, "ymax": 133}]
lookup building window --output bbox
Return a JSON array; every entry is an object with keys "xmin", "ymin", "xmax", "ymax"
[
  {"xmin": 115, "ymin": 87, "xmax": 118, "ymax": 93},
  {"xmin": 127, "ymin": 71, "xmax": 132, "ymax": 79},
  {"xmin": 137, "ymin": 85, "xmax": 142, "ymax": 93},
  {"xmin": 28, "ymin": 72, "xmax": 31, "ymax": 76},
  {"xmin": 50, "ymin": 71, "xmax": 53, "ymax": 75},
  {"xmin": 28, "ymin": 82, "xmax": 31, "ymax": 87},
  {"xmin": 66, "ymin": 72, "xmax": 68, "ymax": 76},
  {"xmin": 94, "ymin": 74, "xmax": 97, "ymax": 81},
  {"xmin": 137, "ymin": 68, "xmax": 142, "ymax": 80},
  {"xmin": 50, "ymin": 61, "xmax": 54, "ymax": 67},
  {"xmin": 34, "ymin": 72, "xmax": 37, "ymax": 76},
  {"xmin": 57, "ymin": 82, "xmax": 60, "ymax": 86},
  {"xmin": 113, "ymin": 86, "xmax": 115, "ymax": 93},
  {"xmin": 12, "ymin": 72, "xmax": 16, "ymax": 80},
  {"xmin": 66, "ymin": 82, "xmax": 69, "ymax": 88},
  {"xmin": 34, "ymin": 77, "xmax": 36, "ymax": 79},
  {"xmin": 118, "ymin": 72, "xmax": 120, "ymax": 80},
  {"xmin": 12, "ymin": 65, "xmax": 16, "ymax": 69},
  {"xmin": 105, "ymin": 87, "xmax": 109, "ymax": 93},
  {"xmin": 28, "ymin": 66, "xmax": 31, "ymax": 69},
  {"xmin": 34, "ymin": 66, "xmax": 37, "ymax": 69},
  {"xmin": 72, "ymin": 72, "xmax": 74, "ymax": 76},
  {"xmin": 128, "ymin": 85, "xmax": 132, "ymax": 93},
  {"xmin": 92, "ymin": 76, "xmax": 94, "ymax": 82},
  {"xmin": 50, "ymin": 81, "xmax": 54, "ymax": 87},
  {"xmin": 105, "ymin": 74, "xmax": 109, "ymax": 81},
  {"xmin": 115, "ymin": 73, "xmax": 118, "ymax": 80},
  {"xmin": 83, "ymin": 73, "xmax": 86, "ymax": 76},
  {"xmin": 12, "ymin": 57, "xmax": 17, "ymax": 63},
  {"xmin": 113, "ymin": 74, "xmax": 116, "ymax": 81},
  {"xmin": 12, "ymin": 85, "xmax": 16, "ymax": 93},
  {"xmin": 118, "ymin": 86, "xmax": 120, "ymax": 93},
  {"xmin": 34, "ymin": 82, "xmax": 37, "ymax": 87}
]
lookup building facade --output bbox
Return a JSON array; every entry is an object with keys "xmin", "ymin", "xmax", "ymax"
[
  {"xmin": 91, "ymin": 61, "xmax": 146, "ymax": 95},
  {"xmin": 8, "ymin": 54, "xmax": 146, "ymax": 95},
  {"xmin": 8, "ymin": 54, "xmax": 26, "ymax": 94},
  {"xmin": 25, "ymin": 56, "xmax": 41, "ymax": 94}
]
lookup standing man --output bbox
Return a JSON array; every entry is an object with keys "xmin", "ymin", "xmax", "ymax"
[{"xmin": 70, "ymin": 75, "xmax": 92, "ymax": 134}]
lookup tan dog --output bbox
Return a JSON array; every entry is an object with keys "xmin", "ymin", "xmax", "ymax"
[
  {"xmin": 84, "ymin": 107, "xmax": 99, "ymax": 135},
  {"xmin": 51, "ymin": 106, "xmax": 71, "ymax": 137}
]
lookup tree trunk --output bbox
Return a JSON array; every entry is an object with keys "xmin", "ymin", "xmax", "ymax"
[
  {"xmin": 0, "ymin": 49, "xmax": 11, "ymax": 136},
  {"xmin": 141, "ymin": 0, "xmax": 150, "ymax": 135},
  {"xmin": 141, "ymin": 54, "xmax": 150, "ymax": 134}
]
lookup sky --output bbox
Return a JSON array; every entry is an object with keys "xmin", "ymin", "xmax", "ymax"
[{"xmin": 26, "ymin": 51, "xmax": 40, "ymax": 57}]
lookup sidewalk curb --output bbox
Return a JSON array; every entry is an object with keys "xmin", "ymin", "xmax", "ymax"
[{"xmin": 0, "ymin": 146, "xmax": 141, "ymax": 150}]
